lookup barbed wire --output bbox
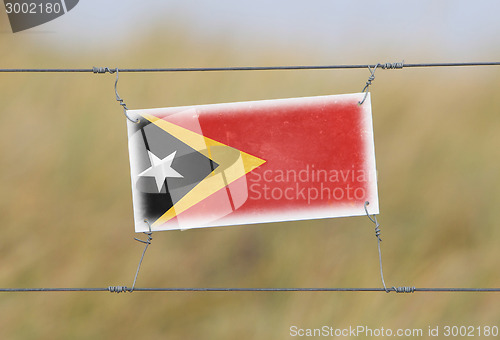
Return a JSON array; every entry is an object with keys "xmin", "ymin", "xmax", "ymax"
[
  {"xmin": 1, "ymin": 287, "xmax": 499, "ymax": 293},
  {"xmin": 0, "ymin": 61, "xmax": 499, "ymax": 73},
  {"xmin": 1, "ymin": 60, "xmax": 499, "ymax": 294}
]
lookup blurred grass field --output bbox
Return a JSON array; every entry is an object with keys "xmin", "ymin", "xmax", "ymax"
[{"xmin": 1, "ymin": 19, "xmax": 500, "ymax": 340}]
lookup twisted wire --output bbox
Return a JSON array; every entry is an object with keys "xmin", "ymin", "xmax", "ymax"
[
  {"xmin": 364, "ymin": 201, "xmax": 388, "ymax": 292},
  {"xmin": 92, "ymin": 67, "xmax": 138, "ymax": 123},
  {"xmin": 358, "ymin": 64, "xmax": 379, "ymax": 105},
  {"xmin": 2, "ymin": 61, "xmax": 499, "ymax": 73},
  {"xmin": 392, "ymin": 286, "xmax": 416, "ymax": 293},
  {"xmin": 1, "ymin": 287, "xmax": 499, "ymax": 293},
  {"xmin": 112, "ymin": 68, "xmax": 139, "ymax": 123},
  {"xmin": 129, "ymin": 220, "xmax": 154, "ymax": 292},
  {"xmin": 108, "ymin": 286, "xmax": 129, "ymax": 293},
  {"xmin": 379, "ymin": 61, "xmax": 404, "ymax": 69},
  {"xmin": 364, "ymin": 202, "xmax": 416, "ymax": 294}
]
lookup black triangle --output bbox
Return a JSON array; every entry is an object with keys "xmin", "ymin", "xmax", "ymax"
[{"xmin": 131, "ymin": 120, "xmax": 219, "ymax": 222}]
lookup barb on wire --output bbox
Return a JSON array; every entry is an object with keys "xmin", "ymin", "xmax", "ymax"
[
  {"xmin": 108, "ymin": 286, "xmax": 128, "ymax": 294},
  {"xmin": 92, "ymin": 67, "xmax": 114, "ymax": 74},
  {"xmin": 379, "ymin": 61, "xmax": 404, "ymax": 70}
]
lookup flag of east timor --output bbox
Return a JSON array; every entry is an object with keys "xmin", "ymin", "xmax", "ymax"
[{"xmin": 127, "ymin": 93, "xmax": 379, "ymax": 232}]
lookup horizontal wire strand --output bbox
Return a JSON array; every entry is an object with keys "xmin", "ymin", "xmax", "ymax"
[
  {"xmin": 0, "ymin": 62, "xmax": 500, "ymax": 73},
  {"xmin": 1, "ymin": 287, "xmax": 500, "ymax": 293}
]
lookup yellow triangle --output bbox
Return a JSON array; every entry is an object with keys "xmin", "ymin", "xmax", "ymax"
[{"xmin": 141, "ymin": 113, "xmax": 266, "ymax": 228}]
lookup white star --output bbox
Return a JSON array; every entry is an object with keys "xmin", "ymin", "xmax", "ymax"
[{"xmin": 138, "ymin": 150, "xmax": 183, "ymax": 192}]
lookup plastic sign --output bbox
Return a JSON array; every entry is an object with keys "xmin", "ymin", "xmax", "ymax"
[{"xmin": 126, "ymin": 93, "xmax": 379, "ymax": 232}]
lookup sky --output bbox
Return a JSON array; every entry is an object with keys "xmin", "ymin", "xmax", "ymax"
[{"xmin": 2, "ymin": 0, "xmax": 500, "ymax": 62}]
